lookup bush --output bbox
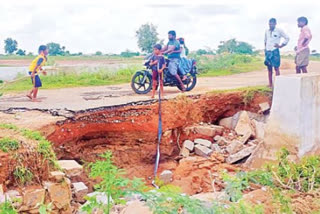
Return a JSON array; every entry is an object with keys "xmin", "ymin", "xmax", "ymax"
[{"xmin": 0, "ymin": 137, "xmax": 19, "ymax": 152}]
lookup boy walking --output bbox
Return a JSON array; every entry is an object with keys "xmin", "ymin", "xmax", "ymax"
[
  {"xmin": 150, "ymin": 44, "xmax": 166, "ymax": 99},
  {"xmin": 27, "ymin": 45, "xmax": 48, "ymax": 102},
  {"xmin": 295, "ymin": 17, "xmax": 312, "ymax": 74}
]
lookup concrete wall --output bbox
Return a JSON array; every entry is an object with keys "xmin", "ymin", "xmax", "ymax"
[{"xmin": 249, "ymin": 74, "xmax": 320, "ymax": 168}]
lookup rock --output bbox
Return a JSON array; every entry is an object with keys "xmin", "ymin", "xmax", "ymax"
[
  {"xmin": 239, "ymin": 132, "xmax": 251, "ymax": 144},
  {"xmin": 234, "ymin": 111, "xmax": 255, "ymax": 137},
  {"xmin": 191, "ymin": 191, "xmax": 227, "ymax": 202},
  {"xmin": 213, "ymin": 135, "xmax": 221, "ymax": 142},
  {"xmin": 183, "ymin": 140, "xmax": 194, "ymax": 151},
  {"xmin": 44, "ymin": 181, "xmax": 72, "ymax": 210},
  {"xmin": 219, "ymin": 117, "xmax": 233, "ymax": 129},
  {"xmin": 226, "ymin": 140, "xmax": 243, "ymax": 154},
  {"xmin": 58, "ymin": 160, "xmax": 83, "ymax": 177},
  {"xmin": 211, "ymin": 144, "xmax": 222, "ymax": 153},
  {"xmin": 253, "ymin": 120, "xmax": 266, "ymax": 139},
  {"xmin": 180, "ymin": 147, "xmax": 190, "ymax": 158},
  {"xmin": 159, "ymin": 170, "xmax": 173, "ymax": 184},
  {"xmin": 194, "ymin": 145, "xmax": 213, "ymax": 157},
  {"xmin": 194, "ymin": 139, "xmax": 212, "ymax": 148},
  {"xmin": 50, "ymin": 171, "xmax": 65, "ymax": 182},
  {"xmin": 226, "ymin": 146, "xmax": 256, "ymax": 164},
  {"xmin": 194, "ymin": 125, "xmax": 224, "ymax": 137},
  {"xmin": 120, "ymin": 200, "xmax": 152, "ymax": 214},
  {"xmin": 72, "ymin": 182, "xmax": 88, "ymax": 203},
  {"xmin": 19, "ymin": 188, "xmax": 45, "ymax": 212},
  {"xmin": 259, "ymin": 102, "xmax": 270, "ymax": 113}
]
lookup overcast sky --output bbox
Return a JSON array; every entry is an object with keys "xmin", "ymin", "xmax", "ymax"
[{"xmin": 0, "ymin": 0, "xmax": 319, "ymax": 54}]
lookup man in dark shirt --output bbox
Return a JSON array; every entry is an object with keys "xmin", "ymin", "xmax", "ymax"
[{"xmin": 162, "ymin": 30, "xmax": 186, "ymax": 91}]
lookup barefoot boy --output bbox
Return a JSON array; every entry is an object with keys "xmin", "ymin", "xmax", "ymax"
[
  {"xmin": 27, "ymin": 45, "xmax": 48, "ymax": 102},
  {"xmin": 150, "ymin": 44, "xmax": 166, "ymax": 99}
]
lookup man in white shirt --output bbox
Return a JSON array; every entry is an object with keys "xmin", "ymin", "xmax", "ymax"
[{"xmin": 264, "ymin": 18, "xmax": 289, "ymax": 87}]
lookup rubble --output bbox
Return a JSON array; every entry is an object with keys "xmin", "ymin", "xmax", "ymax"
[
  {"xmin": 19, "ymin": 187, "xmax": 45, "ymax": 212},
  {"xmin": 259, "ymin": 102, "xmax": 271, "ymax": 113},
  {"xmin": 180, "ymin": 147, "xmax": 190, "ymax": 158},
  {"xmin": 73, "ymin": 182, "xmax": 88, "ymax": 203},
  {"xmin": 194, "ymin": 139, "xmax": 212, "ymax": 148},
  {"xmin": 226, "ymin": 140, "xmax": 244, "ymax": 154},
  {"xmin": 234, "ymin": 111, "xmax": 255, "ymax": 137},
  {"xmin": 50, "ymin": 171, "xmax": 65, "ymax": 182},
  {"xmin": 58, "ymin": 160, "xmax": 83, "ymax": 177},
  {"xmin": 183, "ymin": 140, "xmax": 194, "ymax": 151},
  {"xmin": 226, "ymin": 146, "xmax": 256, "ymax": 164},
  {"xmin": 160, "ymin": 170, "xmax": 173, "ymax": 184},
  {"xmin": 194, "ymin": 145, "xmax": 213, "ymax": 157},
  {"xmin": 44, "ymin": 181, "xmax": 72, "ymax": 210},
  {"xmin": 211, "ymin": 144, "xmax": 222, "ymax": 153}
]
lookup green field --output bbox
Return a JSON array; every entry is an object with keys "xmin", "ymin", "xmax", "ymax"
[{"xmin": 0, "ymin": 54, "xmax": 264, "ymax": 93}]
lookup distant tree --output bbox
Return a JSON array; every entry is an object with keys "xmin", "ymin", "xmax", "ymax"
[
  {"xmin": 95, "ymin": 51, "xmax": 103, "ymax": 56},
  {"xmin": 217, "ymin": 39, "xmax": 254, "ymax": 54},
  {"xmin": 47, "ymin": 42, "xmax": 65, "ymax": 56},
  {"xmin": 27, "ymin": 52, "xmax": 34, "ymax": 56},
  {"xmin": 196, "ymin": 49, "xmax": 208, "ymax": 55},
  {"xmin": 120, "ymin": 50, "xmax": 140, "ymax": 58},
  {"xmin": 136, "ymin": 23, "xmax": 162, "ymax": 54},
  {"xmin": 4, "ymin": 38, "xmax": 18, "ymax": 54},
  {"xmin": 16, "ymin": 49, "xmax": 26, "ymax": 56}
]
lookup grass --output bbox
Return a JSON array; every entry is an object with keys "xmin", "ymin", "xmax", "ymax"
[
  {"xmin": 0, "ymin": 137, "xmax": 19, "ymax": 152},
  {"xmin": 0, "ymin": 54, "xmax": 264, "ymax": 93},
  {"xmin": 197, "ymin": 54, "xmax": 264, "ymax": 77}
]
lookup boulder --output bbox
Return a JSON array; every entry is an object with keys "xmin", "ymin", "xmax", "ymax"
[
  {"xmin": 159, "ymin": 170, "xmax": 173, "ymax": 184},
  {"xmin": 226, "ymin": 140, "xmax": 243, "ymax": 154},
  {"xmin": 234, "ymin": 111, "xmax": 255, "ymax": 137},
  {"xmin": 44, "ymin": 181, "xmax": 72, "ymax": 210},
  {"xmin": 226, "ymin": 146, "xmax": 256, "ymax": 164},
  {"xmin": 19, "ymin": 187, "xmax": 45, "ymax": 212},
  {"xmin": 194, "ymin": 139, "xmax": 212, "ymax": 148},
  {"xmin": 58, "ymin": 160, "xmax": 83, "ymax": 177},
  {"xmin": 194, "ymin": 145, "xmax": 213, "ymax": 157},
  {"xmin": 73, "ymin": 182, "xmax": 88, "ymax": 203},
  {"xmin": 183, "ymin": 140, "xmax": 194, "ymax": 151}
]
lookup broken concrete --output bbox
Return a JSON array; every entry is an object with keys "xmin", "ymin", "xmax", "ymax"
[
  {"xmin": 58, "ymin": 160, "xmax": 83, "ymax": 177},
  {"xmin": 183, "ymin": 140, "xmax": 194, "ymax": 151},
  {"xmin": 226, "ymin": 140, "xmax": 244, "ymax": 154},
  {"xmin": 226, "ymin": 146, "xmax": 256, "ymax": 164},
  {"xmin": 253, "ymin": 120, "xmax": 266, "ymax": 140},
  {"xmin": 211, "ymin": 144, "xmax": 222, "ymax": 153},
  {"xmin": 194, "ymin": 125, "xmax": 224, "ymax": 137},
  {"xmin": 44, "ymin": 181, "xmax": 72, "ymax": 210},
  {"xmin": 194, "ymin": 139, "xmax": 212, "ymax": 148},
  {"xmin": 73, "ymin": 182, "xmax": 88, "ymax": 203},
  {"xmin": 19, "ymin": 188, "xmax": 45, "ymax": 212},
  {"xmin": 234, "ymin": 111, "xmax": 255, "ymax": 137},
  {"xmin": 180, "ymin": 147, "xmax": 190, "ymax": 158},
  {"xmin": 259, "ymin": 102, "xmax": 271, "ymax": 113},
  {"xmin": 50, "ymin": 171, "xmax": 65, "ymax": 182},
  {"xmin": 194, "ymin": 145, "xmax": 213, "ymax": 157}
]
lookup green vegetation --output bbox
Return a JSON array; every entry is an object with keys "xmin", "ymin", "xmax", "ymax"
[
  {"xmin": 0, "ymin": 123, "xmax": 59, "ymax": 168},
  {"xmin": 0, "ymin": 137, "xmax": 19, "ymax": 152},
  {"xmin": 0, "ymin": 200, "xmax": 17, "ymax": 214},
  {"xmin": 197, "ymin": 54, "xmax": 264, "ymax": 77},
  {"xmin": 13, "ymin": 165, "xmax": 33, "ymax": 185}
]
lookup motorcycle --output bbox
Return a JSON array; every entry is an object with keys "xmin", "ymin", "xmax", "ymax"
[{"xmin": 131, "ymin": 57, "xmax": 198, "ymax": 94}]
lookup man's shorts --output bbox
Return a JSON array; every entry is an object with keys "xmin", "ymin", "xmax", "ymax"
[
  {"xmin": 29, "ymin": 72, "xmax": 42, "ymax": 88},
  {"xmin": 295, "ymin": 48, "xmax": 310, "ymax": 67},
  {"xmin": 264, "ymin": 49, "xmax": 281, "ymax": 68},
  {"xmin": 168, "ymin": 58, "xmax": 180, "ymax": 76}
]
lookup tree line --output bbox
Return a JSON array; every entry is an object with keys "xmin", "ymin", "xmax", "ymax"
[{"xmin": 3, "ymin": 23, "xmax": 257, "ymax": 57}]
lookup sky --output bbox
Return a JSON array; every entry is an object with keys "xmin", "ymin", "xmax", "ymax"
[{"xmin": 0, "ymin": 0, "xmax": 319, "ymax": 54}]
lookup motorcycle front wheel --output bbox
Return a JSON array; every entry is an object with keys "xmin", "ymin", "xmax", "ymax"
[{"xmin": 131, "ymin": 71, "xmax": 152, "ymax": 94}]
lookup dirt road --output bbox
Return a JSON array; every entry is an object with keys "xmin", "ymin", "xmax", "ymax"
[{"xmin": 1, "ymin": 60, "xmax": 319, "ymax": 111}]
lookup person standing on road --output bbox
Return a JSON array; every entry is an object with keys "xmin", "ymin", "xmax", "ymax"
[
  {"xmin": 264, "ymin": 18, "xmax": 289, "ymax": 88},
  {"xmin": 295, "ymin": 17, "xmax": 312, "ymax": 74},
  {"xmin": 161, "ymin": 30, "xmax": 186, "ymax": 91}
]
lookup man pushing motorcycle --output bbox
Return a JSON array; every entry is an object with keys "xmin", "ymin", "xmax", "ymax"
[{"xmin": 161, "ymin": 30, "xmax": 186, "ymax": 91}]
